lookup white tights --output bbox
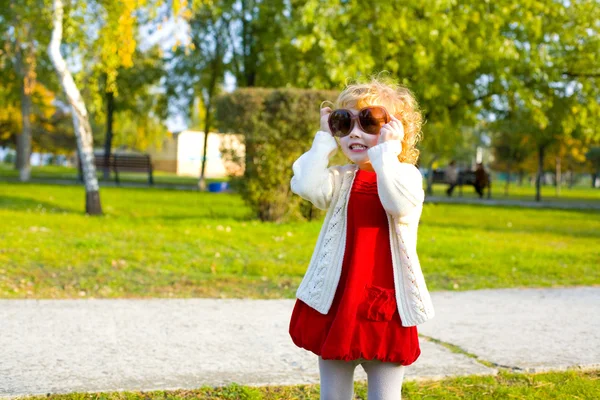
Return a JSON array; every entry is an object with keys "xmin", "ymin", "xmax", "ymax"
[{"xmin": 318, "ymin": 357, "xmax": 406, "ymax": 400}]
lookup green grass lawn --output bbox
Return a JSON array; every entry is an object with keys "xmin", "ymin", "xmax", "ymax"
[
  {"xmin": 0, "ymin": 163, "xmax": 223, "ymax": 186},
  {"xmin": 1, "ymin": 182, "xmax": 598, "ymax": 299},
  {"xmin": 21, "ymin": 370, "xmax": 600, "ymax": 399}
]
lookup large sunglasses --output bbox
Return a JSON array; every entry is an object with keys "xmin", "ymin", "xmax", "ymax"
[{"xmin": 328, "ymin": 106, "xmax": 391, "ymax": 137}]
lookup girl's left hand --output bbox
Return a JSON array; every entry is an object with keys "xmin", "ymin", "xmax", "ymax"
[{"xmin": 378, "ymin": 115, "xmax": 405, "ymax": 145}]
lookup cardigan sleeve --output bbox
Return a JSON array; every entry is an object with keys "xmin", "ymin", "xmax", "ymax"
[
  {"xmin": 367, "ymin": 140, "xmax": 425, "ymax": 219},
  {"xmin": 290, "ymin": 131, "xmax": 339, "ymax": 210}
]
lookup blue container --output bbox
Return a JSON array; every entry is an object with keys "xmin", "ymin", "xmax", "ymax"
[{"xmin": 208, "ymin": 182, "xmax": 230, "ymax": 193}]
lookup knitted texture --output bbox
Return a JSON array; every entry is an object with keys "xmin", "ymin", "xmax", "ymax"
[{"xmin": 292, "ymin": 131, "xmax": 434, "ymax": 326}]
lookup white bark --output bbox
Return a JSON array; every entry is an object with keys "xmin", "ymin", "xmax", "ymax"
[
  {"xmin": 47, "ymin": 0, "xmax": 99, "ymax": 193},
  {"xmin": 14, "ymin": 33, "xmax": 33, "ymax": 182},
  {"xmin": 17, "ymin": 91, "xmax": 32, "ymax": 182},
  {"xmin": 17, "ymin": 68, "xmax": 32, "ymax": 181}
]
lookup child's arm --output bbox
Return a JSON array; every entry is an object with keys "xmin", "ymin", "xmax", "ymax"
[
  {"xmin": 368, "ymin": 141, "xmax": 424, "ymax": 218},
  {"xmin": 368, "ymin": 116, "xmax": 424, "ymax": 219},
  {"xmin": 290, "ymin": 130, "xmax": 338, "ymax": 210}
]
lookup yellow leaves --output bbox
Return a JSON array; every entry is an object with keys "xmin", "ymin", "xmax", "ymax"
[
  {"xmin": 96, "ymin": 0, "xmax": 161, "ymax": 93},
  {"xmin": 173, "ymin": 0, "xmax": 183, "ymax": 17},
  {"xmin": 116, "ymin": 0, "xmax": 137, "ymax": 69},
  {"xmin": 0, "ymin": 103, "xmax": 22, "ymax": 141},
  {"xmin": 33, "ymin": 83, "xmax": 56, "ymax": 121},
  {"xmin": 173, "ymin": 0, "xmax": 210, "ymax": 20}
]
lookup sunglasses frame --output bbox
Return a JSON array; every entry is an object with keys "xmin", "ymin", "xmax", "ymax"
[{"xmin": 328, "ymin": 106, "xmax": 391, "ymax": 138}]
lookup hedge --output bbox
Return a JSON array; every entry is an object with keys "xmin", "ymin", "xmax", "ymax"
[{"xmin": 216, "ymin": 87, "xmax": 347, "ymax": 222}]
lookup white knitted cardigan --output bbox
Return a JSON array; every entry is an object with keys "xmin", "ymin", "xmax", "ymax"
[{"xmin": 291, "ymin": 131, "xmax": 435, "ymax": 327}]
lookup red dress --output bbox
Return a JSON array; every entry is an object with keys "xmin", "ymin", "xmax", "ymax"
[{"xmin": 289, "ymin": 168, "xmax": 420, "ymax": 365}]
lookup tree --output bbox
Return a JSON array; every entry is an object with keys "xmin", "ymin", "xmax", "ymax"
[
  {"xmin": 48, "ymin": 0, "xmax": 103, "ymax": 214},
  {"xmin": 0, "ymin": 71, "xmax": 71, "ymax": 157},
  {"xmin": 291, "ymin": 0, "xmax": 600, "ymax": 201},
  {"xmin": 586, "ymin": 147, "xmax": 600, "ymax": 188},
  {"xmin": 168, "ymin": 0, "xmax": 294, "ymax": 189},
  {"xmin": 492, "ymin": 0, "xmax": 600, "ymax": 201},
  {"xmin": 47, "ymin": 0, "xmax": 161, "ymax": 214},
  {"xmin": 490, "ymin": 119, "xmax": 534, "ymax": 195},
  {"xmin": 97, "ymin": 47, "xmax": 167, "ymax": 179},
  {"xmin": 48, "ymin": 0, "xmax": 155, "ymax": 215},
  {"xmin": 0, "ymin": 0, "xmax": 54, "ymax": 181},
  {"xmin": 288, "ymin": 1, "xmax": 529, "ymax": 183},
  {"xmin": 167, "ymin": 4, "xmax": 228, "ymax": 190},
  {"xmin": 166, "ymin": 0, "xmax": 599, "ymax": 202}
]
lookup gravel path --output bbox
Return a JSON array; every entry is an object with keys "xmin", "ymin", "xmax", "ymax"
[{"xmin": 1, "ymin": 287, "xmax": 598, "ymax": 397}]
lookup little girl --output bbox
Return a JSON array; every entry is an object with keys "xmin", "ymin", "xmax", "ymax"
[{"xmin": 289, "ymin": 78, "xmax": 435, "ymax": 400}]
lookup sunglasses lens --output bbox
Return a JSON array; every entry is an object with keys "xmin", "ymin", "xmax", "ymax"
[
  {"xmin": 329, "ymin": 110, "xmax": 353, "ymax": 137},
  {"xmin": 359, "ymin": 107, "xmax": 389, "ymax": 135}
]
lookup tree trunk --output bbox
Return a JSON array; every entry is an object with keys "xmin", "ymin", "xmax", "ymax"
[
  {"xmin": 198, "ymin": 35, "xmax": 223, "ymax": 191},
  {"xmin": 15, "ymin": 44, "xmax": 34, "ymax": 182},
  {"xmin": 504, "ymin": 163, "xmax": 511, "ymax": 196},
  {"xmin": 425, "ymin": 156, "xmax": 438, "ymax": 196},
  {"xmin": 198, "ymin": 125, "xmax": 210, "ymax": 191},
  {"xmin": 555, "ymin": 157, "xmax": 561, "ymax": 196},
  {"xmin": 518, "ymin": 170, "xmax": 524, "ymax": 186},
  {"xmin": 103, "ymin": 89, "xmax": 114, "ymax": 180},
  {"xmin": 535, "ymin": 145, "xmax": 545, "ymax": 202},
  {"xmin": 240, "ymin": 0, "xmax": 256, "ymax": 87},
  {"xmin": 241, "ymin": 0, "xmax": 248, "ymax": 86},
  {"xmin": 198, "ymin": 89, "xmax": 213, "ymax": 190},
  {"xmin": 16, "ymin": 75, "xmax": 32, "ymax": 181},
  {"xmin": 568, "ymin": 169, "xmax": 574, "ymax": 188},
  {"xmin": 48, "ymin": 0, "xmax": 102, "ymax": 215}
]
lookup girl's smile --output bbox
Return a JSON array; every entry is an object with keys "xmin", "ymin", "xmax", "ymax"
[{"xmin": 348, "ymin": 142, "xmax": 369, "ymax": 152}]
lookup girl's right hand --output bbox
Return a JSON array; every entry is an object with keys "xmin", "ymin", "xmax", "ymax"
[{"xmin": 320, "ymin": 107, "xmax": 332, "ymax": 134}]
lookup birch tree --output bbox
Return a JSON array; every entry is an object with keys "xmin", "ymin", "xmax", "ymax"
[
  {"xmin": 48, "ymin": 0, "xmax": 102, "ymax": 214},
  {"xmin": 47, "ymin": 0, "xmax": 157, "ymax": 214}
]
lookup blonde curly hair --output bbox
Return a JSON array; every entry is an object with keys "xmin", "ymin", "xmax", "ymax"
[{"xmin": 331, "ymin": 77, "xmax": 423, "ymax": 165}]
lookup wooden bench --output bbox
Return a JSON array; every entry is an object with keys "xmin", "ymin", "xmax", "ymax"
[
  {"xmin": 80, "ymin": 153, "xmax": 154, "ymax": 185},
  {"xmin": 431, "ymin": 168, "xmax": 492, "ymax": 198}
]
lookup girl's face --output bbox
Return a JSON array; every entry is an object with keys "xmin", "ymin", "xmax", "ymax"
[{"xmin": 339, "ymin": 108, "xmax": 380, "ymax": 171}]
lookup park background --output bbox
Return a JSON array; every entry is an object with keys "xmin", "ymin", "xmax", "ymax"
[{"xmin": 1, "ymin": 0, "xmax": 599, "ymax": 399}]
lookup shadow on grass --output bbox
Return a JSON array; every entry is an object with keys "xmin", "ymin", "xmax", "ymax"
[
  {"xmin": 0, "ymin": 181, "xmax": 255, "ymax": 221},
  {"xmin": 0, "ymin": 196, "xmax": 77, "ymax": 214},
  {"xmin": 0, "ymin": 194, "xmax": 255, "ymax": 221}
]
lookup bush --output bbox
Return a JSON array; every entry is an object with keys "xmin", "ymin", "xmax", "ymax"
[
  {"xmin": 3, "ymin": 151, "xmax": 15, "ymax": 164},
  {"xmin": 216, "ymin": 88, "xmax": 344, "ymax": 222}
]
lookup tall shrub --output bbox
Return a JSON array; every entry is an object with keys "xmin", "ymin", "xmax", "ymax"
[{"xmin": 216, "ymin": 88, "xmax": 341, "ymax": 222}]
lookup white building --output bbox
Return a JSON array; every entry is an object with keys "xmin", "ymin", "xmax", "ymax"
[{"xmin": 148, "ymin": 130, "xmax": 245, "ymax": 179}]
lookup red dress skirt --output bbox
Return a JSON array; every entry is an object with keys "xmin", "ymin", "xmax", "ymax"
[{"xmin": 289, "ymin": 168, "xmax": 420, "ymax": 365}]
